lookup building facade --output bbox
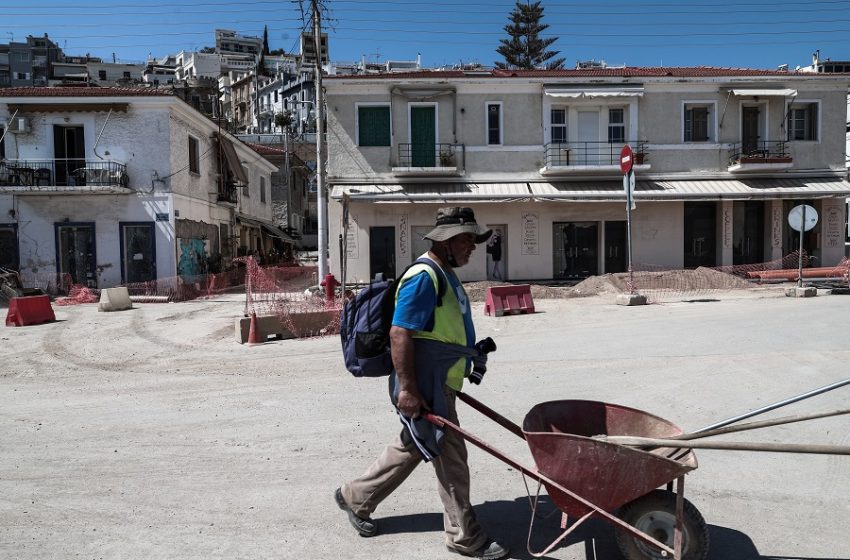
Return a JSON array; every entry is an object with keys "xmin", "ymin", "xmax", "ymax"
[
  {"xmin": 0, "ymin": 87, "xmax": 280, "ymax": 288},
  {"xmin": 324, "ymin": 67, "xmax": 850, "ymax": 283}
]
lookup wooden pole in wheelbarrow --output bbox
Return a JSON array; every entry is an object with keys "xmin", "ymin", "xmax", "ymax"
[{"xmin": 599, "ymin": 437, "xmax": 850, "ymax": 455}]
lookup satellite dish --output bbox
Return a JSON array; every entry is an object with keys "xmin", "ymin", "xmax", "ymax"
[{"xmin": 788, "ymin": 204, "xmax": 818, "ymax": 232}]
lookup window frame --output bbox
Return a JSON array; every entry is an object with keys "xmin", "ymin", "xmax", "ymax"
[
  {"xmin": 355, "ymin": 102, "xmax": 392, "ymax": 147},
  {"xmin": 786, "ymin": 100, "xmax": 820, "ymax": 142},
  {"xmin": 550, "ymin": 107, "xmax": 567, "ymax": 144},
  {"xmin": 485, "ymin": 101, "xmax": 503, "ymax": 146},
  {"xmin": 682, "ymin": 101, "xmax": 717, "ymax": 143},
  {"xmin": 188, "ymin": 135, "xmax": 200, "ymax": 175},
  {"xmin": 608, "ymin": 107, "xmax": 626, "ymax": 144}
]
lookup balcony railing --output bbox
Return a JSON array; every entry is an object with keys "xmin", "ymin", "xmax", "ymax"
[
  {"xmin": 544, "ymin": 141, "xmax": 649, "ymax": 168},
  {"xmin": 217, "ymin": 184, "xmax": 239, "ymax": 204},
  {"xmin": 397, "ymin": 143, "xmax": 464, "ymax": 168},
  {"xmin": 0, "ymin": 159, "xmax": 129, "ymax": 188},
  {"xmin": 728, "ymin": 141, "xmax": 790, "ymax": 164}
]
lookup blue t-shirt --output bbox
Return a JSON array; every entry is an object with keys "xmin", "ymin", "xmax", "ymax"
[{"xmin": 393, "ymin": 269, "xmax": 475, "ymax": 349}]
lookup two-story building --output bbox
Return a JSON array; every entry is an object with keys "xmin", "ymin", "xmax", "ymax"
[
  {"xmin": 0, "ymin": 87, "xmax": 279, "ymax": 289},
  {"xmin": 324, "ymin": 67, "xmax": 850, "ymax": 283}
]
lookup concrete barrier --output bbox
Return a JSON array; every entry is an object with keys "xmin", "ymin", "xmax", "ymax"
[
  {"xmin": 484, "ymin": 285, "xmax": 535, "ymax": 317},
  {"xmin": 235, "ymin": 310, "xmax": 341, "ymax": 344},
  {"xmin": 5, "ymin": 295, "xmax": 56, "ymax": 326},
  {"xmin": 98, "ymin": 287, "xmax": 133, "ymax": 312}
]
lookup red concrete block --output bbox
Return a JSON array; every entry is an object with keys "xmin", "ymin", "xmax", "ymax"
[
  {"xmin": 5, "ymin": 295, "xmax": 56, "ymax": 327},
  {"xmin": 484, "ymin": 285, "xmax": 535, "ymax": 317}
]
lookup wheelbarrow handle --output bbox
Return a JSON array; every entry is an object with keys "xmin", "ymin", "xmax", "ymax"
[{"xmin": 456, "ymin": 391, "xmax": 526, "ymax": 440}]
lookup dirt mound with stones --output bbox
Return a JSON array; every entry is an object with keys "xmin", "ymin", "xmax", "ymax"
[{"xmin": 465, "ymin": 267, "xmax": 751, "ymax": 301}]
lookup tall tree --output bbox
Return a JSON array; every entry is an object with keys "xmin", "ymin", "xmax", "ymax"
[
  {"xmin": 496, "ymin": 1, "xmax": 565, "ymax": 70},
  {"xmin": 263, "ymin": 25, "xmax": 270, "ymax": 55}
]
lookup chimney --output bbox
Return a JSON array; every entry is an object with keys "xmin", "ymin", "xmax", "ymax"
[
  {"xmin": 812, "ymin": 50, "xmax": 820, "ymax": 65},
  {"xmin": 416, "ymin": 53, "xmax": 421, "ymax": 69}
]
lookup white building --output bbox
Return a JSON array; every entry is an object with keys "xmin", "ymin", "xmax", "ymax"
[
  {"xmin": 324, "ymin": 67, "xmax": 850, "ymax": 283},
  {"xmin": 0, "ymin": 87, "xmax": 280, "ymax": 288}
]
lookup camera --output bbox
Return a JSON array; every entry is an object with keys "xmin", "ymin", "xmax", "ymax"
[{"xmin": 468, "ymin": 337, "xmax": 496, "ymax": 385}]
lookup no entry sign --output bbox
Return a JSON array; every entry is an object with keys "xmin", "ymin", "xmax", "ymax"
[{"xmin": 620, "ymin": 144, "xmax": 634, "ymax": 175}]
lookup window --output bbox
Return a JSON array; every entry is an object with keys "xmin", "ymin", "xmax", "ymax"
[
  {"xmin": 551, "ymin": 108, "xmax": 567, "ymax": 143},
  {"xmin": 260, "ymin": 177, "xmax": 266, "ymax": 203},
  {"xmin": 123, "ymin": 71, "xmax": 131, "ymax": 79},
  {"xmin": 788, "ymin": 102, "xmax": 818, "ymax": 141},
  {"xmin": 188, "ymin": 136, "xmax": 200, "ymax": 174},
  {"xmin": 608, "ymin": 108, "xmax": 625, "ymax": 143},
  {"xmin": 98, "ymin": 70, "xmax": 107, "ymax": 80},
  {"xmin": 486, "ymin": 102, "xmax": 502, "ymax": 145},
  {"xmin": 0, "ymin": 127, "xmax": 5, "ymax": 159},
  {"xmin": 357, "ymin": 105, "xmax": 391, "ymax": 146},
  {"xmin": 684, "ymin": 104, "xmax": 712, "ymax": 142}
]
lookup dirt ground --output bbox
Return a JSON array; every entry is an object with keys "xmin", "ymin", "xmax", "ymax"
[{"xmin": 2, "ymin": 286, "xmax": 849, "ymax": 559}]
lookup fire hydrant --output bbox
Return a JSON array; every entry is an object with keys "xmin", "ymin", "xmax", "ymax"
[{"xmin": 320, "ymin": 273, "xmax": 339, "ymax": 307}]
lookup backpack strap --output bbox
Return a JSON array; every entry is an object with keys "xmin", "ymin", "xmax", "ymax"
[{"xmin": 396, "ymin": 257, "xmax": 446, "ymax": 307}]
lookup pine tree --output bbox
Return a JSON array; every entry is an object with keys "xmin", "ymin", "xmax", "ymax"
[
  {"xmin": 263, "ymin": 25, "xmax": 270, "ymax": 55},
  {"xmin": 496, "ymin": 1, "xmax": 565, "ymax": 70}
]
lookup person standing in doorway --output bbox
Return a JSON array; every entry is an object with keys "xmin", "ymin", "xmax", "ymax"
[{"xmin": 486, "ymin": 231, "xmax": 502, "ymax": 280}]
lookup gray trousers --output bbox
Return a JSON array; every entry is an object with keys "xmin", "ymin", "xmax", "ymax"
[{"xmin": 341, "ymin": 387, "xmax": 487, "ymax": 553}]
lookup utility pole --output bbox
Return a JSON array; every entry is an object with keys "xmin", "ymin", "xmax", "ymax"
[{"xmin": 312, "ymin": 0, "xmax": 328, "ymax": 278}]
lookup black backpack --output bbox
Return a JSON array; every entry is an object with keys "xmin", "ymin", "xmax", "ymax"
[{"xmin": 340, "ymin": 258, "xmax": 446, "ymax": 377}]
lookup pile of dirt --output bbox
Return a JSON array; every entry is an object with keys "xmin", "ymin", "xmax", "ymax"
[
  {"xmin": 464, "ymin": 281, "xmax": 569, "ymax": 302},
  {"xmin": 464, "ymin": 267, "xmax": 753, "ymax": 301}
]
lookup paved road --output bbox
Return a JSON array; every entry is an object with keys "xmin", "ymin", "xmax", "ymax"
[{"xmin": 1, "ymin": 289, "xmax": 848, "ymax": 559}]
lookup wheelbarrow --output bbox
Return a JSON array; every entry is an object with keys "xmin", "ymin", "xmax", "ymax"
[{"xmin": 425, "ymin": 378, "xmax": 850, "ymax": 560}]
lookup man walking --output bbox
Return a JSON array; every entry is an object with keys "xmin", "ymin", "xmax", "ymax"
[{"xmin": 335, "ymin": 207, "xmax": 509, "ymax": 560}]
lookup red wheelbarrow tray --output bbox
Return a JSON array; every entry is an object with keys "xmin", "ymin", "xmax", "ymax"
[
  {"xmin": 522, "ymin": 399, "xmax": 697, "ymax": 518},
  {"xmin": 426, "ymin": 394, "xmax": 698, "ymax": 558}
]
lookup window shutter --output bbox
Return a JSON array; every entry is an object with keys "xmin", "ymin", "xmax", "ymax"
[{"xmin": 358, "ymin": 107, "xmax": 391, "ymax": 146}]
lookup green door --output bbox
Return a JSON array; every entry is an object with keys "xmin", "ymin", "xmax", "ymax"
[{"xmin": 410, "ymin": 106, "xmax": 436, "ymax": 167}]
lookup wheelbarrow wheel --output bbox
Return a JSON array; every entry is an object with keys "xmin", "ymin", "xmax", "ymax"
[{"xmin": 615, "ymin": 490, "xmax": 709, "ymax": 560}]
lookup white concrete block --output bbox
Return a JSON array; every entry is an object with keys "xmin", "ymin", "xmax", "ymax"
[{"xmin": 98, "ymin": 287, "xmax": 133, "ymax": 312}]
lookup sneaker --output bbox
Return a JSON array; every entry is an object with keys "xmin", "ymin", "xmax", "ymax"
[
  {"xmin": 447, "ymin": 540, "xmax": 509, "ymax": 560},
  {"xmin": 334, "ymin": 487, "xmax": 378, "ymax": 537}
]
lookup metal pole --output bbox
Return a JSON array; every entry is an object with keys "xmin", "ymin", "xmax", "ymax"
[
  {"xmin": 312, "ymin": 0, "xmax": 328, "ymax": 279},
  {"xmin": 694, "ymin": 377, "xmax": 850, "ymax": 433},
  {"xmin": 797, "ymin": 204, "xmax": 806, "ymax": 288},
  {"xmin": 626, "ymin": 169, "xmax": 634, "ymax": 294}
]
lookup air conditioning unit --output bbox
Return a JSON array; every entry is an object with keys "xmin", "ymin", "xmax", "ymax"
[{"xmin": 7, "ymin": 117, "xmax": 31, "ymax": 134}]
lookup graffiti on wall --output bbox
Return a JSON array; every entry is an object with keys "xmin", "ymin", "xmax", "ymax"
[{"xmin": 177, "ymin": 238, "xmax": 207, "ymax": 276}]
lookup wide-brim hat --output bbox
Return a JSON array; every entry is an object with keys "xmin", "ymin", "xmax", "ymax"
[{"xmin": 424, "ymin": 207, "xmax": 492, "ymax": 244}]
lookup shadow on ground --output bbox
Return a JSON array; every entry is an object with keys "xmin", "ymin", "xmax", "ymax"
[{"xmin": 373, "ymin": 495, "xmax": 834, "ymax": 560}]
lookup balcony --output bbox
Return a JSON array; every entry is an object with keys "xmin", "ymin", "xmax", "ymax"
[
  {"xmin": 540, "ymin": 141, "xmax": 650, "ymax": 176},
  {"xmin": 217, "ymin": 183, "xmax": 239, "ymax": 204},
  {"xmin": 0, "ymin": 160, "xmax": 130, "ymax": 193},
  {"xmin": 392, "ymin": 143, "xmax": 464, "ymax": 176},
  {"xmin": 728, "ymin": 141, "xmax": 792, "ymax": 172}
]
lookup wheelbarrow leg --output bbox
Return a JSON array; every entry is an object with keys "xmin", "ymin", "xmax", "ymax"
[{"xmin": 675, "ymin": 476, "xmax": 685, "ymax": 560}]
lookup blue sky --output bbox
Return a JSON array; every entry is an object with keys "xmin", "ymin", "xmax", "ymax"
[{"xmin": 4, "ymin": 0, "xmax": 850, "ymax": 70}]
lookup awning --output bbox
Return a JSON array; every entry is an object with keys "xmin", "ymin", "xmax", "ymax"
[
  {"xmin": 8, "ymin": 102, "xmax": 129, "ymax": 113},
  {"xmin": 530, "ymin": 178, "xmax": 850, "ymax": 201},
  {"xmin": 235, "ymin": 213, "xmax": 295, "ymax": 243},
  {"xmin": 217, "ymin": 134, "xmax": 250, "ymax": 185},
  {"xmin": 260, "ymin": 222, "xmax": 296, "ymax": 244},
  {"xmin": 545, "ymin": 88, "xmax": 644, "ymax": 99},
  {"xmin": 330, "ymin": 182, "xmax": 533, "ymax": 202},
  {"xmin": 730, "ymin": 88, "xmax": 797, "ymax": 97}
]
